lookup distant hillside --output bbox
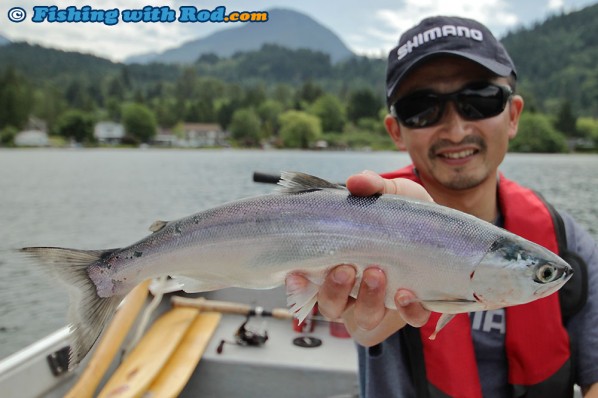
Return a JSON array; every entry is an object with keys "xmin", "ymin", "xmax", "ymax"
[
  {"xmin": 0, "ymin": 33, "xmax": 10, "ymax": 46},
  {"xmin": 0, "ymin": 42, "xmax": 119, "ymax": 82},
  {"xmin": 126, "ymin": 8, "xmax": 354, "ymax": 64},
  {"xmin": 1, "ymin": 5, "xmax": 597, "ymax": 117},
  {"xmin": 502, "ymin": 3, "xmax": 598, "ymax": 116}
]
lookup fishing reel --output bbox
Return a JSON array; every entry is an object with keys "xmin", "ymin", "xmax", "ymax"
[{"xmin": 216, "ymin": 314, "xmax": 269, "ymax": 354}]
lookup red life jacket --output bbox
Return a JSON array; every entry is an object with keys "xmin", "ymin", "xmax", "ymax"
[{"xmin": 381, "ymin": 165, "xmax": 573, "ymax": 398}]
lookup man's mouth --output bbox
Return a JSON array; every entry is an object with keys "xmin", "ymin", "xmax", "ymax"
[{"xmin": 437, "ymin": 149, "xmax": 478, "ymax": 160}]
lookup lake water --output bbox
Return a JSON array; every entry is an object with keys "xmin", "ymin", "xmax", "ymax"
[{"xmin": 0, "ymin": 149, "xmax": 597, "ymax": 359}]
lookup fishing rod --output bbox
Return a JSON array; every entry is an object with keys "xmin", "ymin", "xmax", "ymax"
[
  {"xmin": 171, "ymin": 296, "xmax": 340, "ymax": 324},
  {"xmin": 171, "ymin": 296, "xmax": 293, "ymax": 319},
  {"xmin": 252, "ymin": 171, "xmax": 283, "ymax": 185}
]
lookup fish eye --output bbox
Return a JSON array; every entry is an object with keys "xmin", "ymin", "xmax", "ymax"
[{"xmin": 534, "ymin": 263, "xmax": 560, "ymax": 283}]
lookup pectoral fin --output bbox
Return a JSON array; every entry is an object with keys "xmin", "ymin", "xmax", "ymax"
[
  {"xmin": 429, "ymin": 313, "xmax": 456, "ymax": 340},
  {"xmin": 169, "ymin": 275, "xmax": 228, "ymax": 293}
]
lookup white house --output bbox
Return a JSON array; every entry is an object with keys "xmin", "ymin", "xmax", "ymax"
[
  {"xmin": 181, "ymin": 123, "xmax": 227, "ymax": 147},
  {"xmin": 94, "ymin": 122, "xmax": 125, "ymax": 144},
  {"xmin": 14, "ymin": 130, "xmax": 49, "ymax": 147}
]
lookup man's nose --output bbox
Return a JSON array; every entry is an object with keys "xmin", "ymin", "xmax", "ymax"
[{"xmin": 437, "ymin": 102, "xmax": 470, "ymax": 141}]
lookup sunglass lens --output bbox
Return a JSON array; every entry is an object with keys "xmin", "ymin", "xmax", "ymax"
[
  {"xmin": 457, "ymin": 85, "xmax": 505, "ymax": 120},
  {"xmin": 397, "ymin": 96, "xmax": 442, "ymax": 128}
]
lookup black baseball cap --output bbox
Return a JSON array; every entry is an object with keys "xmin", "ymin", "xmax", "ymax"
[{"xmin": 386, "ymin": 16, "xmax": 517, "ymax": 107}]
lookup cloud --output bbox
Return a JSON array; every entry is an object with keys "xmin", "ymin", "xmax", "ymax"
[
  {"xmin": 0, "ymin": 0, "xmax": 236, "ymax": 61},
  {"xmin": 357, "ymin": 0, "xmax": 519, "ymax": 55}
]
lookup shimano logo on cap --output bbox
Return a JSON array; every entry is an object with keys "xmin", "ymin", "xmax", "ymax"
[{"xmin": 397, "ymin": 25, "xmax": 484, "ymax": 60}]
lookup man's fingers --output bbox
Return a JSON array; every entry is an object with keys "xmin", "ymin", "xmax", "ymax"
[
  {"xmin": 346, "ymin": 170, "xmax": 433, "ymax": 202},
  {"xmin": 345, "ymin": 170, "xmax": 386, "ymax": 196},
  {"xmin": 394, "ymin": 289, "xmax": 431, "ymax": 327},
  {"xmin": 287, "ymin": 266, "xmax": 431, "ymax": 334},
  {"xmin": 316, "ymin": 264, "xmax": 357, "ymax": 320},
  {"xmin": 353, "ymin": 267, "xmax": 387, "ymax": 330}
]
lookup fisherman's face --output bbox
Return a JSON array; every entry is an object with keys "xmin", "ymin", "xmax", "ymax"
[{"xmin": 385, "ymin": 57, "xmax": 524, "ymax": 191}]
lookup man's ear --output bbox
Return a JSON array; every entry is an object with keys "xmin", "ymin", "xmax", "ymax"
[
  {"xmin": 507, "ymin": 95, "xmax": 525, "ymax": 140},
  {"xmin": 385, "ymin": 114, "xmax": 406, "ymax": 150}
]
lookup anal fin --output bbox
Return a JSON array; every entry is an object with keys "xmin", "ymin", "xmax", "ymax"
[{"xmin": 286, "ymin": 277, "xmax": 319, "ymax": 324}]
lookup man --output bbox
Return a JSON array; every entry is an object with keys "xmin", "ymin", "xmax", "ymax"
[{"xmin": 287, "ymin": 16, "xmax": 598, "ymax": 397}]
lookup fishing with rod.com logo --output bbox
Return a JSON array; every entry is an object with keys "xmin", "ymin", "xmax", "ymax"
[{"xmin": 6, "ymin": 4, "xmax": 268, "ymax": 25}]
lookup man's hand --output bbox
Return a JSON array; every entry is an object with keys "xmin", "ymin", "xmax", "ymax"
[{"xmin": 286, "ymin": 170, "xmax": 433, "ymax": 347}]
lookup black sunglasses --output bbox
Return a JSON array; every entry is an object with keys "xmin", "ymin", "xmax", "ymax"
[{"xmin": 390, "ymin": 82, "xmax": 513, "ymax": 129}]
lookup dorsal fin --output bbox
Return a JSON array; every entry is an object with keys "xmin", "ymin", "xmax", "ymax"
[
  {"xmin": 149, "ymin": 220, "xmax": 168, "ymax": 233},
  {"xmin": 277, "ymin": 171, "xmax": 346, "ymax": 194}
]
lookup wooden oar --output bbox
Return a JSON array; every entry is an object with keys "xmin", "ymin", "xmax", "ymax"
[
  {"xmin": 97, "ymin": 307, "xmax": 199, "ymax": 398},
  {"xmin": 65, "ymin": 279, "xmax": 151, "ymax": 398},
  {"xmin": 144, "ymin": 312, "xmax": 222, "ymax": 397}
]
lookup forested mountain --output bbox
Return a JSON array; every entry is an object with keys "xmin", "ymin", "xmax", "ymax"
[
  {"xmin": 0, "ymin": 43, "xmax": 119, "ymax": 83},
  {"xmin": 0, "ymin": 5, "xmax": 597, "ymax": 152},
  {"xmin": 0, "ymin": 34, "xmax": 10, "ymax": 46},
  {"xmin": 126, "ymin": 8, "xmax": 354, "ymax": 64},
  {"xmin": 1, "ymin": 5, "xmax": 597, "ymax": 116},
  {"xmin": 502, "ymin": 3, "xmax": 598, "ymax": 116}
]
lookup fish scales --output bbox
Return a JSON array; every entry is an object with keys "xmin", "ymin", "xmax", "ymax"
[
  {"xmin": 20, "ymin": 172, "xmax": 572, "ymax": 367},
  {"xmin": 106, "ymin": 191, "xmax": 493, "ymax": 297}
]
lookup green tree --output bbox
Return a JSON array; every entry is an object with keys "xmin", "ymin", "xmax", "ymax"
[
  {"xmin": 122, "ymin": 103, "xmax": 157, "ymax": 143},
  {"xmin": 553, "ymin": 100, "xmax": 579, "ymax": 137},
  {"xmin": 257, "ymin": 100, "xmax": 284, "ymax": 138},
  {"xmin": 54, "ymin": 110, "xmax": 96, "ymax": 144},
  {"xmin": 216, "ymin": 99, "xmax": 243, "ymax": 130},
  {"xmin": 153, "ymin": 98, "xmax": 179, "ymax": 128},
  {"xmin": 347, "ymin": 88, "xmax": 382, "ymax": 123},
  {"xmin": 105, "ymin": 97, "xmax": 122, "ymax": 122},
  {"xmin": 229, "ymin": 108, "xmax": 262, "ymax": 147},
  {"xmin": 296, "ymin": 81, "xmax": 324, "ymax": 107},
  {"xmin": 510, "ymin": 112, "xmax": 568, "ymax": 153},
  {"xmin": 0, "ymin": 125, "xmax": 18, "ymax": 147},
  {"xmin": 0, "ymin": 67, "xmax": 32, "ymax": 130},
  {"xmin": 175, "ymin": 67, "xmax": 198, "ymax": 101},
  {"xmin": 32, "ymin": 84, "xmax": 66, "ymax": 131},
  {"xmin": 577, "ymin": 117, "xmax": 598, "ymax": 146},
  {"xmin": 185, "ymin": 99, "xmax": 214, "ymax": 123},
  {"xmin": 271, "ymin": 84, "xmax": 295, "ymax": 109},
  {"xmin": 279, "ymin": 110, "xmax": 322, "ymax": 149},
  {"xmin": 241, "ymin": 84, "xmax": 267, "ymax": 108},
  {"xmin": 65, "ymin": 79, "xmax": 94, "ymax": 110},
  {"xmin": 309, "ymin": 94, "xmax": 346, "ymax": 133}
]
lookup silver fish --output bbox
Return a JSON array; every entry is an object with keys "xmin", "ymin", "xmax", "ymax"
[{"xmin": 21, "ymin": 172, "xmax": 572, "ymax": 367}]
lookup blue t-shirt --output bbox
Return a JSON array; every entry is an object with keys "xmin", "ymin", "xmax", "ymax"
[{"xmin": 357, "ymin": 211, "xmax": 598, "ymax": 397}]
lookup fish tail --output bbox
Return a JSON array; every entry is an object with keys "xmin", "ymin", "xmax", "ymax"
[{"xmin": 20, "ymin": 246, "xmax": 123, "ymax": 369}]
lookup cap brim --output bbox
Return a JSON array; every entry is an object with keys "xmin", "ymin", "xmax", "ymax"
[{"xmin": 387, "ymin": 51, "xmax": 514, "ymax": 102}]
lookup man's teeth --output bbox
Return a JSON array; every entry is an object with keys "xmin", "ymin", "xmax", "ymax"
[{"xmin": 442, "ymin": 150, "xmax": 475, "ymax": 159}]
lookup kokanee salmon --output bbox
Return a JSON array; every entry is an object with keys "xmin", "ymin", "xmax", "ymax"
[{"xmin": 22, "ymin": 172, "xmax": 572, "ymax": 367}]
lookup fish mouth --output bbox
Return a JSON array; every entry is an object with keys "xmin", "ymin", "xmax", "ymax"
[{"xmin": 534, "ymin": 284, "xmax": 561, "ymax": 297}]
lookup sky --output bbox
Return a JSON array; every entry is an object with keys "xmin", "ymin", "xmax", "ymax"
[{"xmin": 0, "ymin": 0, "xmax": 596, "ymax": 62}]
